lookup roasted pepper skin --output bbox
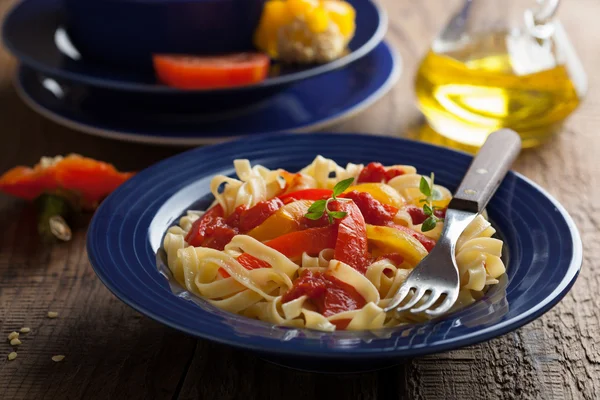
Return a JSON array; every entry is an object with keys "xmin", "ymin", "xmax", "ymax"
[{"xmin": 0, "ymin": 154, "xmax": 134, "ymax": 210}]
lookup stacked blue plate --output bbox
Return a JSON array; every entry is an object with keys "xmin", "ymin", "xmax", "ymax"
[{"xmin": 2, "ymin": 0, "xmax": 400, "ymax": 145}]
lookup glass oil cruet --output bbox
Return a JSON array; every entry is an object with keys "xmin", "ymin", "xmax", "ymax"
[{"xmin": 414, "ymin": 0, "xmax": 587, "ymax": 149}]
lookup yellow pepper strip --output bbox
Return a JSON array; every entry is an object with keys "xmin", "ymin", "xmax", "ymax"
[
  {"xmin": 343, "ymin": 183, "xmax": 405, "ymax": 209},
  {"xmin": 366, "ymin": 225, "xmax": 428, "ymax": 267},
  {"xmin": 247, "ymin": 200, "xmax": 312, "ymax": 242}
]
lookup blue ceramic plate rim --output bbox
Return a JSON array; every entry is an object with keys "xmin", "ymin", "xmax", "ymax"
[
  {"xmin": 13, "ymin": 42, "xmax": 401, "ymax": 146},
  {"xmin": 2, "ymin": 0, "xmax": 387, "ymax": 94},
  {"xmin": 87, "ymin": 133, "xmax": 582, "ymax": 359}
]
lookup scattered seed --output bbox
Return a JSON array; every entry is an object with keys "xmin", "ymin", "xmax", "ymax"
[
  {"xmin": 19, "ymin": 327, "xmax": 31, "ymax": 334},
  {"xmin": 7, "ymin": 332, "xmax": 19, "ymax": 341},
  {"xmin": 47, "ymin": 312, "xmax": 58, "ymax": 319},
  {"xmin": 49, "ymin": 216, "xmax": 72, "ymax": 242},
  {"xmin": 51, "ymin": 355, "xmax": 65, "ymax": 362},
  {"xmin": 10, "ymin": 338, "xmax": 22, "ymax": 346},
  {"xmin": 7, "ymin": 352, "xmax": 17, "ymax": 361}
]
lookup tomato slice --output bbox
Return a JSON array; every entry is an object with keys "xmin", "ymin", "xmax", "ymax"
[{"xmin": 153, "ymin": 53, "xmax": 270, "ymax": 90}]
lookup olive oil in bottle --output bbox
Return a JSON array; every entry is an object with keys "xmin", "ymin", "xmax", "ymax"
[{"xmin": 415, "ymin": 30, "xmax": 585, "ymax": 149}]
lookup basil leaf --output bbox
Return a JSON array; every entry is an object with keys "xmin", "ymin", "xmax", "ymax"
[
  {"xmin": 305, "ymin": 212, "xmax": 324, "ymax": 220},
  {"xmin": 419, "ymin": 176, "xmax": 431, "ymax": 197},
  {"xmin": 423, "ymin": 203, "xmax": 433, "ymax": 216},
  {"xmin": 328, "ymin": 211, "xmax": 347, "ymax": 220},
  {"xmin": 432, "ymin": 188, "xmax": 443, "ymax": 201},
  {"xmin": 421, "ymin": 217, "xmax": 437, "ymax": 232},
  {"xmin": 307, "ymin": 200, "xmax": 326, "ymax": 214},
  {"xmin": 333, "ymin": 177, "xmax": 354, "ymax": 197}
]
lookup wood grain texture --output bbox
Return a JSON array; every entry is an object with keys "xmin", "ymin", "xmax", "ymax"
[{"xmin": 0, "ymin": 0, "xmax": 598, "ymax": 398}]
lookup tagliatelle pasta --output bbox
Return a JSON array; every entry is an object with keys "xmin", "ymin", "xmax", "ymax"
[{"xmin": 163, "ymin": 156, "xmax": 506, "ymax": 332}]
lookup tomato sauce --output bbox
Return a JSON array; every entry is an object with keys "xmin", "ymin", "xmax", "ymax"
[{"xmin": 282, "ymin": 270, "xmax": 366, "ymax": 318}]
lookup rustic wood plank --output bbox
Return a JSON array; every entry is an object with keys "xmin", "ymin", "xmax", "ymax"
[
  {"xmin": 177, "ymin": 341, "xmax": 404, "ymax": 400},
  {"xmin": 0, "ymin": 0, "xmax": 599, "ymax": 398}
]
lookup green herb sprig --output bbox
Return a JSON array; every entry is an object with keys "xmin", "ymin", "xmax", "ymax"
[
  {"xmin": 305, "ymin": 177, "xmax": 354, "ymax": 224},
  {"xmin": 419, "ymin": 173, "xmax": 444, "ymax": 232}
]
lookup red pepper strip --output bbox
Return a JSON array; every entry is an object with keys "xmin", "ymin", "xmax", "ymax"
[
  {"xmin": 405, "ymin": 205, "xmax": 447, "ymax": 226},
  {"xmin": 188, "ymin": 199, "xmax": 284, "ymax": 250},
  {"xmin": 218, "ymin": 227, "xmax": 338, "ymax": 277},
  {"xmin": 218, "ymin": 252, "xmax": 271, "ymax": 278},
  {"xmin": 278, "ymin": 188, "xmax": 333, "ymax": 203},
  {"xmin": 0, "ymin": 154, "xmax": 134, "ymax": 209},
  {"xmin": 341, "ymin": 191, "xmax": 398, "ymax": 226},
  {"xmin": 239, "ymin": 198, "xmax": 284, "ymax": 232},
  {"xmin": 333, "ymin": 201, "xmax": 370, "ymax": 274},
  {"xmin": 265, "ymin": 225, "xmax": 338, "ymax": 259},
  {"xmin": 185, "ymin": 205, "xmax": 225, "ymax": 247},
  {"xmin": 357, "ymin": 162, "xmax": 405, "ymax": 184},
  {"xmin": 392, "ymin": 224, "xmax": 437, "ymax": 252},
  {"xmin": 281, "ymin": 270, "xmax": 366, "ymax": 317}
]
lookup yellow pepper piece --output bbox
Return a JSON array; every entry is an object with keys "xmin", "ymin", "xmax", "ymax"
[
  {"xmin": 254, "ymin": 0, "xmax": 293, "ymax": 58},
  {"xmin": 287, "ymin": 0, "xmax": 319, "ymax": 17},
  {"xmin": 322, "ymin": 0, "xmax": 356, "ymax": 39},
  {"xmin": 306, "ymin": 7, "xmax": 330, "ymax": 33},
  {"xmin": 343, "ymin": 183, "xmax": 405, "ymax": 209},
  {"xmin": 247, "ymin": 200, "xmax": 312, "ymax": 242},
  {"xmin": 366, "ymin": 225, "xmax": 428, "ymax": 267},
  {"xmin": 254, "ymin": 0, "xmax": 356, "ymax": 60}
]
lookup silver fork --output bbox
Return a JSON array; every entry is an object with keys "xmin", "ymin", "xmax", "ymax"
[{"xmin": 384, "ymin": 129, "xmax": 522, "ymax": 316}]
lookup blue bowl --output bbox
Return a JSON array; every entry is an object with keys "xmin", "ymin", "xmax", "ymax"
[
  {"xmin": 63, "ymin": 0, "xmax": 267, "ymax": 69},
  {"xmin": 87, "ymin": 133, "xmax": 581, "ymax": 372},
  {"xmin": 3, "ymin": 0, "xmax": 386, "ymax": 94},
  {"xmin": 15, "ymin": 42, "xmax": 401, "ymax": 145}
]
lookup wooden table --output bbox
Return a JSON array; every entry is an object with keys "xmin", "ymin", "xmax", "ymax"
[{"xmin": 1, "ymin": 0, "xmax": 598, "ymax": 398}]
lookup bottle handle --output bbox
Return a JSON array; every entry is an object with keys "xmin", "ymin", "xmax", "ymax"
[{"xmin": 525, "ymin": 0, "xmax": 561, "ymax": 39}]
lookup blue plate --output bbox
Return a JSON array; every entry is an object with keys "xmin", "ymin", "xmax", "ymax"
[
  {"xmin": 87, "ymin": 133, "xmax": 581, "ymax": 372},
  {"xmin": 2, "ymin": 0, "xmax": 386, "ymax": 94},
  {"xmin": 14, "ymin": 42, "xmax": 401, "ymax": 146}
]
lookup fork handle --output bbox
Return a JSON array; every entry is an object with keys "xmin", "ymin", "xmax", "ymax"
[{"xmin": 448, "ymin": 129, "xmax": 522, "ymax": 213}]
